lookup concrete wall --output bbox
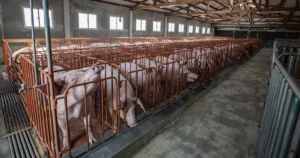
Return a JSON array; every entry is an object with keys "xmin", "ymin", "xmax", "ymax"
[
  {"xmin": 69, "ymin": 0, "xmax": 129, "ymax": 37},
  {"xmin": 186, "ymin": 20, "xmax": 201, "ymax": 37},
  {"xmin": 132, "ymin": 10, "xmax": 165, "ymax": 37},
  {"xmin": 1, "ymin": 0, "xmax": 213, "ymax": 39},
  {"xmin": 167, "ymin": 16, "xmax": 186, "ymax": 37},
  {"xmin": 1, "ymin": 0, "xmax": 64, "ymax": 38}
]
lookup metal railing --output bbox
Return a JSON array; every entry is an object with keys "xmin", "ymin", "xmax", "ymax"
[{"xmin": 256, "ymin": 39, "xmax": 300, "ymax": 158}]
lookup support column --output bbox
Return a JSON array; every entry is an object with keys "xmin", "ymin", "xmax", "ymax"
[
  {"xmin": 63, "ymin": 0, "xmax": 71, "ymax": 38},
  {"xmin": 164, "ymin": 15, "xmax": 167, "ymax": 37},
  {"xmin": 233, "ymin": 30, "xmax": 235, "ymax": 39},
  {"xmin": 185, "ymin": 20, "xmax": 188, "ymax": 37},
  {"xmin": 129, "ymin": 10, "xmax": 133, "ymax": 37}
]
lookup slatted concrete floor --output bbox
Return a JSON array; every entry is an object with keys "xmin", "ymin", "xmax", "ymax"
[{"xmin": 0, "ymin": 70, "xmax": 39, "ymax": 158}]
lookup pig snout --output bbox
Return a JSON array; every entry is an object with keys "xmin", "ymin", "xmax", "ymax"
[{"xmin": 126, "ymin": 110, "xmax": 137, "ymax": 127}]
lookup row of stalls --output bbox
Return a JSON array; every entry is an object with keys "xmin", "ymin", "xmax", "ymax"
[{"xmin": 2, "ymin": 36, "xmax": 262, "ymax": 157}]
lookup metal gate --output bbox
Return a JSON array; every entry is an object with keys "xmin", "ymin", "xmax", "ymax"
[{"xmin": 256, "ymin": 39, "xmax": 300, "ymax": 158}]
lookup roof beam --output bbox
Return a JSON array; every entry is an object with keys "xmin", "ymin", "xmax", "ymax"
[
  {"xmin": 171, "ymin": 8, "xmax": 299, "ymax": 15},
  {"xmin": 213, "ymin": 24, "xmax": 300, "ymax": 29},
  {"xmin": 133, "ymin": 0, "xmax": 205, "ymax": 10},
  {"xmin": 130, "ymin": 0, "xmax": 148, "ymax": 9}
]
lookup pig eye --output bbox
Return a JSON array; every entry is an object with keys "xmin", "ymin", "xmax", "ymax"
[{"xmin": 92, "ymin": 67, "xmax": 96, "ymax": 71}]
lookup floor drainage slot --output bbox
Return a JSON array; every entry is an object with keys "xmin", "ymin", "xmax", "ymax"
[
  {"xmin": 2, "ymin": 103, "xmax": 29, "ymax": 133},
  {"xmin": 6, "ymin": 129, "xmax": 41, "ymax": 158},
  {"xmin": 1, "ymin": 93, "xmax": 21, "ymax": 108},
  {"xmin": 0, "ymin": 80, "xmax": 17, "ymax": 94}
]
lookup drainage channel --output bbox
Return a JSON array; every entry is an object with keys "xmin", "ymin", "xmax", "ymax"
[
  {"xmin": 0, "ymin": 80, "xmax": 17, "ymax": 94},
  {"xmin": 4, "ymin": 129, "xmax": 41, "ymax": 158},
  {"xmin": 0, "ymin": 79, "xmax": 41, "ymax": 157}
]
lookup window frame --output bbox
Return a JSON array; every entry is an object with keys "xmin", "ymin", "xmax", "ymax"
[
  {"xmin": 153, "ymin": 21, "xmax": 161, "ymax": 32},
  {"xmin": 168, "ymin": 23, "xmax": 175, "ymax": 32},
  {"xmin": 136, "ymin": 19, "xmax": 147, "ymax": 31},
  {"xmin": 195, "ymin": 26, "xmax": 200, "ymax": 33},
  {"xmin": 110, "ymin": 16, "xmax": 124, "ymax": 31},
  {"xmin": 207, "ymin": 27, "xmax": 211, "ymax": 34},
  {"xmin": 23, "ymin": 7, "xmax": 54, "ymax": 29},
  {"xmin": 202, "ymin": 27, "xmax": 206, "ymax": 34},
  {"xmin": 188, "ymin": 25, "xmax": 193, "ymax": 33},
  {"xmin": 178, "ymin": 24, "xmax": 184, "ymax": 33},
  {"xmin": 78, "ymin": 12, "xmax": 97, "ymax": 30}
]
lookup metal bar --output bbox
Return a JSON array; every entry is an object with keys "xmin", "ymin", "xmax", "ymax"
[
  {"xmin": 42, "ymin": 0, "xmax": 58, "ymax": 156},
  {"xmin": 279, "ymin": 97, "xmax": 300, "ymax": 157},
  {"xmin": 30, "ymin": 0, "xmax": 39, "ymax": 85}
]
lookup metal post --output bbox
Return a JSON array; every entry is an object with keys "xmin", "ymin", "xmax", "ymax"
[
  {"xmin": 248, "ymin": 13, "xmax": 252, "ymax": 38},
  {"xmin": 42, "ymin": 0, "xmax": 58, "ymax": 156},
  {"xmin": 233, "ymin": 30, "xmax": 235, "ymax": 39},
  {"xmin": 164, "ymin": 15, "xmax": 167, "ymax": 37},
  {"xmin": 30, "ymin": 0, "xmax": 39, "ymax": 85},
  {"xmin": 129, "ymin": 10, "xmax": 133, "ymax": 37}
]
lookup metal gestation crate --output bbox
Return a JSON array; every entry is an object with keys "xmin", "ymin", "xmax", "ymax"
[{"xmin": 2, "ymin": 37, "xmax": 262, "ymax": 157}]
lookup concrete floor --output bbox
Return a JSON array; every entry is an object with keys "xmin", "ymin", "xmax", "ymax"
[{"xmin": 133, "ymin": 48, "xmax": 272, "ymax": 158}]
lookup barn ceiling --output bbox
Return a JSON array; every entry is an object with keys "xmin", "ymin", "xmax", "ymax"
[{"xmin": 92, "ymin": 0, "xmax": 300, "ymax": 30}]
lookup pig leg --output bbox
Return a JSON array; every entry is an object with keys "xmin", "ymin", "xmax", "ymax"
[
  {"xmin": 83, "ymin": 114, "xmax": 97, "ymax": 145},
  {"xmin": 108, "ymin": 106, "xmax": 118, "ymax": 133},
  {"xmin": 57, "ymin": 118, "xmax": 68, "ymax": 150}
]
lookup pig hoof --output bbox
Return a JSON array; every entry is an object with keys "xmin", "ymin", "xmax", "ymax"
[
  {"xmin": 89, "ymin": 134, "xmax": 97, "ymax": 144},
  {"xmin": 129, "ymin": 122, "xmax": 137, "ymax": 127},
  {"xmin": 62, "ymin": 138, "xmax": 68, "ymax": 150}
]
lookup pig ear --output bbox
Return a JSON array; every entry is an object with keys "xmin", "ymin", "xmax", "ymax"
[
  {"xmin": 54, "ymin": 76, "xmax": 66, "ymax": 86},
  {"xmin": 183, "ymin": 69, "xmax": 190, "ymax": 74},
  {"xmin": 120, "ymin": 97, "xmax": 126, "ymax": 104},
  {"xmin": 80, "ymin": 67, "xmax": 89, "ymax": 72},
  {"xmin": 135, "ymin": 97, "xmax": 146, "ymax": 114},
  {"xmin": 67, "ymin": 76, "xmax": 77, "ymax": 85},
  {"xmin": 179, "ymin": 60, "xmax": 187, "ymax": 65}
]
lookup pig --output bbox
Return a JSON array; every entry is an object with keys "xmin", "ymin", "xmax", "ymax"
[
  {"xmin": 118, "ymin": 62, "xmax": 159, "ymax": 102},
  {"xmin": 100, "ymin": 65, "xmax": 146, "ymax": 128},
  {"xmin": 155, "ymin": 56, "xmax": 198, "ymax": 82},
  {"xmin": 168, "ymin": 54, "xmax": 197, "ymax": 69},
  {"xmin": 56, "ymin": 44, "xmax": 78, "ymax": 50},
  {"xmin": 90, "ymin": 43, "xmax": 111, "ymax": 48},
  {"xmin": 12, "ymin": 47, "xmax": 55, "ymax": 63},
  {"xmin": 132, "ymin": 57, "xmax": 162, "ymax": 71},
  {"xmin": 35, "ymin": 64, "xmax": 104, "ymax": 150}
]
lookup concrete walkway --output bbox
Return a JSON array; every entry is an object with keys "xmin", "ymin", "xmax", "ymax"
[{"xmin": 133, "ymin": 48, "xmax": 272, "ymax": 158}]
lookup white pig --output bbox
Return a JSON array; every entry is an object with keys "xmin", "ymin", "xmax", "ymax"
[
  {"xmin": 35, "ymin": 64, "xmax": 104, "ymax": 150},
  {"xmin": 100, "ymin": 65, "xmax": 146, "ymax": 128},
  {"xmin": 118, "ymin": 62, "xmax": 159, "ymax": 102},
  {"xmin": 155, "ymin": 56, "xmax": 198, "ymax": 82}
]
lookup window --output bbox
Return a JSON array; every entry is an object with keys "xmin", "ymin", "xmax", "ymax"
[
  {"xmin": 195, "ymin": 26, "xmax": 199, "ymax": 33},
  {"xmin": 24, "ymin": 8, "xmax": 53, "ymax": 28},
  {"xmin": 202, "ymin": 27, "xmax": 206, "ymax": 34},
  {"xmin": 78, "ymin": 13, "xmax": 97, "ymax": 29},
  {"xmin": 178, "ymin": 24, "xmax": 184, "ymax": 32},
  {"xmin": 188, "ymin": 25, "xmax": 193, "ymax": 33},
  {"xmin": 207, "ymin": 27, "xmax": 211, "ymax": 34},
  {"xmin": 110, "ymin": 16, "xmax": 124, "ymax": 30},
  {"xmin": 168, "ymin": 23, "xmax": 175, "ymax": 32},
  {"xmin": 136, "ymin": 19, "xmax": 146, "ymax": 31},
  {"xmin": 153, "ymin": 21, "xmax": 161, "ymax": 32}
]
